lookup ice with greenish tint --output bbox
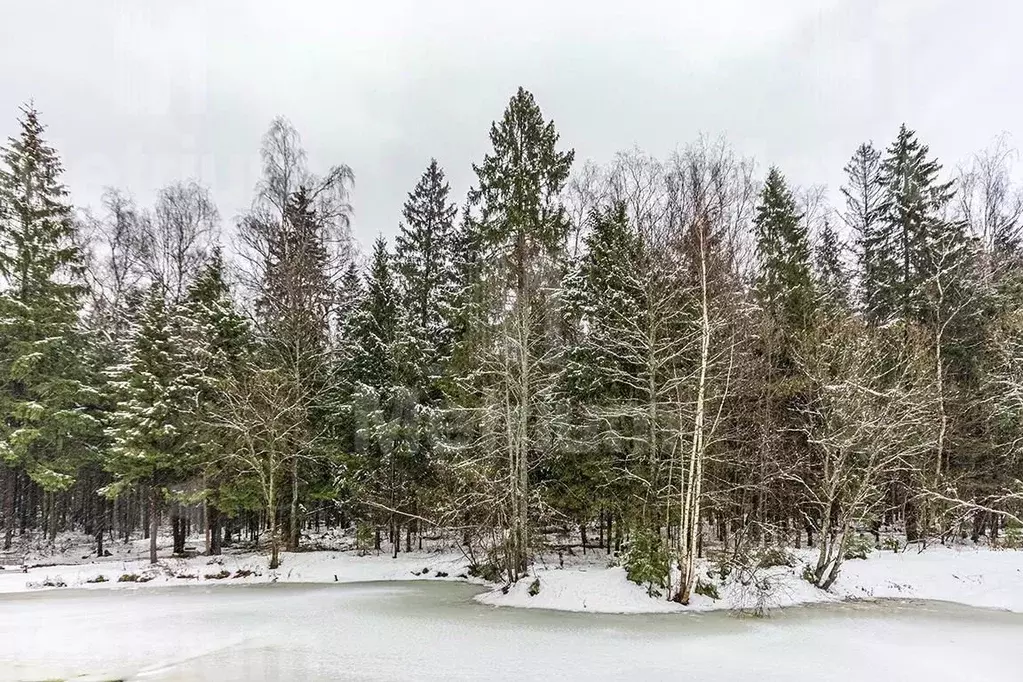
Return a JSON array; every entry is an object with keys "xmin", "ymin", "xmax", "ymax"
[{"xmin": 2, "ymin": 582, "xmax": 1021, "ymax": 681}]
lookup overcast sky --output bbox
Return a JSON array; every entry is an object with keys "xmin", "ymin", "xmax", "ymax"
[{"xmin": 1, "ymin": 0, "xmax": 1019, "ymax": 251}]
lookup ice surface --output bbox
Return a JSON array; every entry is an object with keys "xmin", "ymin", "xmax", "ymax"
[{"xmin": 1, "ymin": 582, "xmax": 1020, "ymax": 681}]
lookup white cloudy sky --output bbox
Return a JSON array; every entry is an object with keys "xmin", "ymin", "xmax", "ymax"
[{"xmin": 0, "ymin": 0, "xmax": 1018, "ymax": 249}]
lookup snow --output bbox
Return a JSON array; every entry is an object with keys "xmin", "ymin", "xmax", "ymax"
[
  {"xmin": 2, "ymin": 531, "xmax": 1023, "ymax": 617},
  {"xmin": 476, "ymin": 545, "xmax": 1023, "ymax": 615}
]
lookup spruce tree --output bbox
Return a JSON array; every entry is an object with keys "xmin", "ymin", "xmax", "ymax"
[
  {"xmin": 394, "ymin": 159, "xmax": 458, "ymax": 399},
  {"xmin": 814, "ymin": 219, "xmax": 851, "ymax": 312},
  {"xmin": 463, "ymin": 87, "xmax": 574, "ymax": 578},
  {"xmin": 754, "ymin": 167, "xmax": 815, "ymax": 333},
  {"xmin": 180, "ymin": 248, "xmax": 250, "ymax": 554},
  {"xmin": 841, "ymin": 142, "xmax": 885, "ymax": 319},
  {"xmin": 0, "ymin": 106, "xmax": 95, "ymax": 546},
  {"xmin": 876, "ymin": 124, "xmax": 956, "ymax": 326},
  {"xmin": 104, "ymin": 285, "xmax": 196, "ymax": 563}
]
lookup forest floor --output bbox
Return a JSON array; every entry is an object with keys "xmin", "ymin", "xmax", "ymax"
[{"xmin": 1, "ymin": 529, "xmax": 1021, "ymax": 615}]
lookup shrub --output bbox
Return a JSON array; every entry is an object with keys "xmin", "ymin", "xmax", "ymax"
[
  {"xmin": 41, "ymin": 577, "xmax": 66, "ymax": 588},
  {"xmin": 118, "ymin": 573, "xmax": 139, "ymax": 583},
  {"xmin": 880, "ymin": 536, "xmax": 901, "ymax": 552},
  {"xmin": 85, "ymin": 574, "xmax": 108, "ymax": 584},
  {"xmin": 233, "ymin": 569, "xmax": 256, "ymax": 579},
  {"xmin": 355, "ymin": 522, "xmax": 374, "ymax": 554},
  {"xmin": 528, "ymin": 578, "xmax": 541, "ymax": 597},
  {"xmin": 694, "ymin": 578, "xmax": 719, "ymax": 600},
  {"xmin": 756, "ymin": 546, "xmax": 796, "ymax": 568},
  {"xmin": 204, "ymin": 570, "xmax": 231, "ymax": 580},
  {"xmin": 468, "ymin": 562, "xmax": 501, "ymax": 583},
  {"xmin": 843, "ymin": 533, "xmax": 872, "ymax": 560},
  {"xmin": 1001, "ymin": 522, "xmax": 1022, "ymax": 549},
  {"xmin": 624, "ymin": 528, "xmax": 669, "ymax": 598}
]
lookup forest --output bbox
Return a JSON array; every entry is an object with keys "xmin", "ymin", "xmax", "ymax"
[{"xmin": 2, "ymin": 86, "xmax": 1022, "ymax": 605}]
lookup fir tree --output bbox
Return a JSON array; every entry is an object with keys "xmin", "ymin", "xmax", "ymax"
[
  {"xmin": 0, "ymin": 106, "xmax": 96, "ymax": 545},
  {"xmin": 463, "ymin": 87, "xmax": 575, "ymax": 579},
  {"xmin": 754, "ymin": 167, "xmax": 815, "ymax": 332},
  {"xmin": 841, "ymin": 142, "xmax": 884, "ymax": 318},
  {"xmin": 180, "ymin": 248, "xmax": 250, "ymax": 554},
  {"xmin": 876, "ymin": 124, "xmax": 957, "ymax": 326},
  {"xmin": 393, "ymin": 159, "xmax": 458, "ymax": 399},
  {"xmin": 104, "ymin": 285, "xmax": 196, "ymax": 563},
  {"xmin": 814, "ymin": 219, "xmax": 851, "ymax": 312}
]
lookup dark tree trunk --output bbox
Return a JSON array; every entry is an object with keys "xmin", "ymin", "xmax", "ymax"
[
  {"xmin": 2, "ymin": 466, "xmax": 14, "ymax": 551},
  {"xmin": 905, "ymin": 499, "xmax": 920, "ymax": 543},
  {"xmin": 289, "ymin": 456, "xmax": 300, "ymax": 552},
  {"xmin": 580, "ymin": 524, "xmax": 588, "ymax": 554},
  {"xmin": 172, "ymin": 507, "xmax": 186, "ymax": 555},
  {"xmin": 149, "ymin": 487, "xmax": 159, "ymax": 564},
  {"xmin": 95, "ymin": 494, "xmax": 105, "ymax": 557},
  {"xmin": 209, "ymin": 505, "xmax": 222, "ymax": 555}
]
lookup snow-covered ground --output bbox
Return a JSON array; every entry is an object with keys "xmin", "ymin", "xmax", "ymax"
[
  {"xmin": 480, "ymin": 545, "xmax": 1023, "ymax": 614},
  {"xmin": 2, "ymin": 531, "xmax": 1022, "ymax": 616}
]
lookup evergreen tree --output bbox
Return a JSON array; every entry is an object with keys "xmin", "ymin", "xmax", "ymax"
[
  {"xmin": 0, "ymin": 106, "xmax": 96, "ymax": 546},
  {"xmin": 462, "ymin": 87, "xmax": 574, "ymax": 579},
  {"xmin": 754, "ymin": 167, "xmax": 815, "ymax": 332},
  {"xmin": 257, "ymin": 186, "xmax": 335, "ymax": 550},
  {"xmin": 558, "ymin": 201, "xmax": 644, "ymax": 537},
  {"xmin": 876, "ymin": 124, "xmax": 957, "ymax": 326},
  {"xmin": 814, "ymin": 219, "xmax": 851, "ymax": 312},
  {"xmin": 394, "ymin": 159, "xmax": 458, "ymax": 398},
  {"xmin": 841, "ymin": 142, "xmax": 885, "ymax": 318},
  {"xmin": 104, "ymin": 285, "xmax": 196, "ymax": 563},
  {"xmin": 180, "ymin": 248, "xmax": 251, "ymax": 554}
]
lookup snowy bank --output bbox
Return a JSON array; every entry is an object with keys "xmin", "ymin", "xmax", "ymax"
[
  {"xmin": 0, "ymin": 547, "xmax": 474, "ymax": 595},
  {"xmin": 2, "ymin": 539, "xmax": 1021, "ymax": 618},
  {"xmin": 475, "ymin": 546, "xmax": 1023, "ymax": 614}
]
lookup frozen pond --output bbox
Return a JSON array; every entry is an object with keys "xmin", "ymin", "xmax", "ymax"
[{"xmin": 1, "ymin": 581, "xmax": 1020, "ymax": 681}]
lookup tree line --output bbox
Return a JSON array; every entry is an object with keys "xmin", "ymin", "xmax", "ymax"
[{"xmin": 2, "ymin": 88, "xmax": 1022, "ymax": 602}]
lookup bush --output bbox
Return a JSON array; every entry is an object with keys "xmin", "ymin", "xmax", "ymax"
[
  {"xmin": 85, "ymin": 574, "xmax": 108, "ymax": 584},
  {"xmin": 756, "ymin": 546, "xmax": 796, "ymax": 569},
  {"xmin": 355, "ymin": 522, "xmax": 374, "ymax": 554},
  {"xmin": 204, "ymin": 570, "xmax": 231, "ymax": 580},
  {"xmin": 528, "ymin": 578, "xmax": 541, "ymax": 597},
  {"xmin": 118, "ymin": 573, "xmax": 139, "ymax": 583},
  {"xmin": 801, "ymin": 563, "xmax": 818, "ymax": 584},
  {"xmin": 694, "ymin": 578, "xmax": 719, "ymax": 600},
  {"xmin": 468, "ymin": 562, "xmax": 501, "ymax": 583},
  {"xmin": 42, "ymin": 577, "xmax": 66, "ymax": 588},
  {"xmin": 624, "ymin": 528, "xmax": 669, "ymax": 598},
  {"xmin": 1001, "ymin": 522, "xmax": 1022, "ymax": 549},
  {"xmin": 880, "ymin": 536, "xmax": 901, "ymax": 552},
  {"xmin": 843, "ymin": 533, "xmax": 872, "ymax": 560}
]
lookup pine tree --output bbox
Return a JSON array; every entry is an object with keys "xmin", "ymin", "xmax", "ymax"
[{"xmin": 0, "ymin": 106, "xmax": 96, "ymax": 546}]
